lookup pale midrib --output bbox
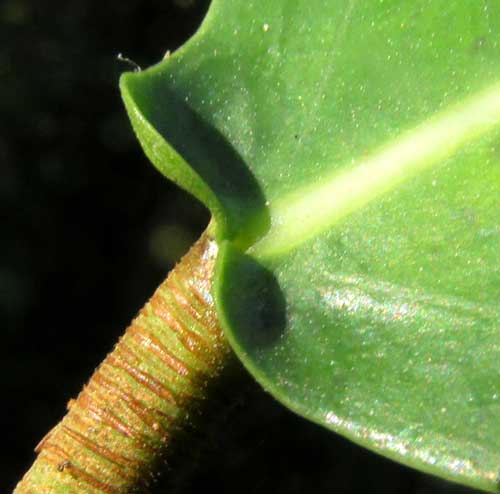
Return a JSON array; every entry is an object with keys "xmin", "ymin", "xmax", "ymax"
[{"xmin": 249, "ymin": 82, "xmax": 500, "ymax": 259}]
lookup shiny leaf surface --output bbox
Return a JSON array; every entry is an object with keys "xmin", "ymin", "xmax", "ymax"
[{"xmin": 121, "ymin": 1, "xmax": 500, "ymax": 491}]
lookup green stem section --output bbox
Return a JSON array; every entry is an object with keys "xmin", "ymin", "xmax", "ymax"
[{"xmin": 14, "ymin": 232, "xmax": 233, "ymax": 494}]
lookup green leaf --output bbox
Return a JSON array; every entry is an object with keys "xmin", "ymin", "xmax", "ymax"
[{"xmin": 120, "ymin": 1, "xmax": 500, "ymax": 491}]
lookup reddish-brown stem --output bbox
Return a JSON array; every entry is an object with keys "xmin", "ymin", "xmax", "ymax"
[{"xmin": 14, "ymin": 231, "xmax": 234, "ymax": 494}]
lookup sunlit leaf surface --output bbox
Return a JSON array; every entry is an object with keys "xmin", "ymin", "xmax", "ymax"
[{"xmin": 121, "ymin": 1, "xmax": 500, "ymax": 491}]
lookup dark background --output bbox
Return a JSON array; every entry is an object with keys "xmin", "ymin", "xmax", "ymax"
[{"xmin": 0, "ymin": 1, "xmax": 477, "ymax": 492}]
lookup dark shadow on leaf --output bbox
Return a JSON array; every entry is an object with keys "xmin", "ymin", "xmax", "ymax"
[
  {"xmin": 218, "ymin": 245, "xmax": 286, "ymax": 348},
  {"xmin": 126, "ymin": 73, "xmax": 270, "ymax": 247}
]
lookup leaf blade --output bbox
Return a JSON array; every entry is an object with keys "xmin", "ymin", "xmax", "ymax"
[
  {"xmin": 121, "ymin": 0, "xmax": 500, "ymax": 490},
  {"xmin": 251, "ymin": 83, "xmax": 500, "ymax": 258}
]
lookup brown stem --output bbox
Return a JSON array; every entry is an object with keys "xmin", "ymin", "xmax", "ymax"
[{"xmin": 14, "ymin": 231, "xmax": 235, "ymax": 494}]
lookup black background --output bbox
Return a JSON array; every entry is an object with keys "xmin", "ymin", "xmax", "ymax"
[{"xmin": 1, "ymin": 1, "xmax": 477, "ymax": 492}]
